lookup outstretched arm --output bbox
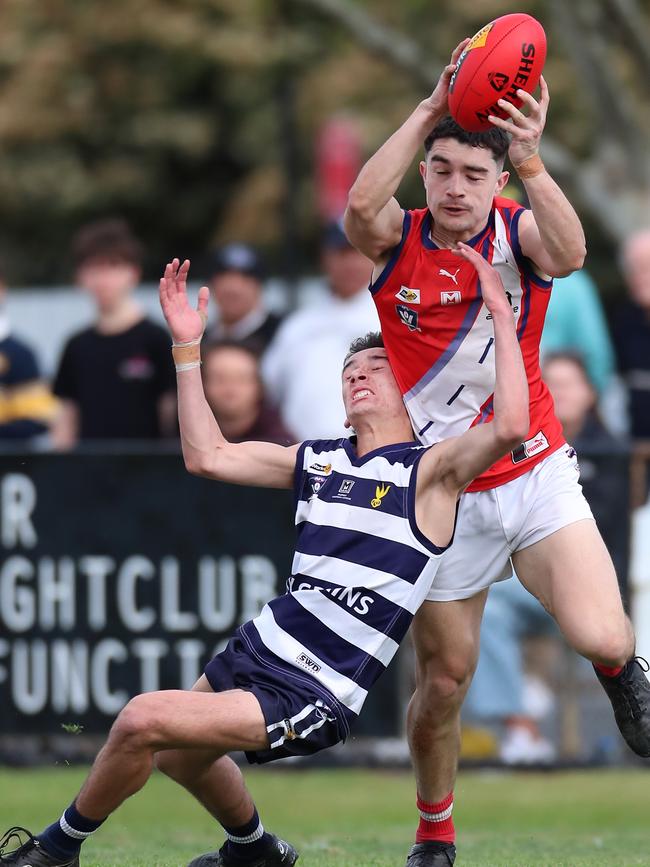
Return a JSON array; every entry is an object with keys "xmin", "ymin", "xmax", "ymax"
[
  {"xmin": 344, "ymin": 39, "xmax": 469, "ymax": 263},
  {"xmin": 490, "ymin": 77, "xmax": 586, "ymax": 277},
  {"xmin": 159, "ymin": 259, "xmax": 298, "ymax": 489},
  {"xmin": 418, "ymin": 244, "xmax": 530, "ymax": 501}
]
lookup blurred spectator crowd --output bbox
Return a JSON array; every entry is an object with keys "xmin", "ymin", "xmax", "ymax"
[{"xmin": 4, "ymin": 214, "xmax": 650, "ymax": 764}]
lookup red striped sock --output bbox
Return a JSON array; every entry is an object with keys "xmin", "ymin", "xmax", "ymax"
[
  {"xmin": 595, "ymin": 663, "xmax": 624, "ymax": 678},
  {"xmin": 415, "ymin": 791, "xmax": 455, "ymax": 844}
]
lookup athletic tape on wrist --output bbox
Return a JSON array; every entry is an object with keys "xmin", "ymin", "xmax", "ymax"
[
  {"xmin": 175, "ymin": 360, "xmax": 202, "ymax": 372},
  {"xmin": 172, "ymin": 341, "xmax": 201, "ymax": 366},
  {"xmin": 514, "ymin": 153, "xmax": 545, "ymax": 180}
]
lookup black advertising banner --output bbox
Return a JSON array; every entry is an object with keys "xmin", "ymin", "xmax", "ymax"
[{"xmin": 0, "ymin": 452, "xmax": 401, "ymax": 737}]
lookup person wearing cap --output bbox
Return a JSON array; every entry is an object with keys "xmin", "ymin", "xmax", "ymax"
[
  {"xmin": 204, "ymin": 243, "xmax": 282, "ymax": 354},
  {"xmin": 262, "ymin": 221, "xmax": 379, "ymax": 440}
]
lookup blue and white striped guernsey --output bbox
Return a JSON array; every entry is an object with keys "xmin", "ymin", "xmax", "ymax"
[{"xmin": 242, "ymin": 436, "xmax": 452, "ymax": 721}]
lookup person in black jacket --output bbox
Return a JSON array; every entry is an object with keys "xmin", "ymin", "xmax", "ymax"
[{"xmin": 543, "ymin": 351, "xmax": 629, "ymax": 590}]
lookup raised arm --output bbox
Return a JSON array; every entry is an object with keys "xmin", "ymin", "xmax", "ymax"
[
  {"xmin": 344, "ymin": 39, "xmax": 469, "ymax": 264},
  {"xmin": 159, "ymin": 259, "xmax": 298, "ymax": 489},
  {"xmin": 418, "ymin": 244, "xmax": 530, "ymax": 503},
  {"xmin": 491, "ymin": 77, "xmax": 586, "ymax": 277}
]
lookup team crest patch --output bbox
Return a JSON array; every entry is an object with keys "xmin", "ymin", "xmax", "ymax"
[
  {"xmin": 395, "ymin": 304, "xmax": 421, "ymax": 332},
  {"xmin": 371, "ymin": 483, "xmax": 391, "ymax": 508},
  {"xmin": 395, "ymin": 286, "xmax": 420, "ymax": 304}
]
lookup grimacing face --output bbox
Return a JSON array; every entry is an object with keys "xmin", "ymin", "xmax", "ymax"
[
  {"xmin": 420, "ymin": 138, "xmax": 509, "ymax": 241},
  {"xmin": 341, "ymin": 347, "xmax": 408, "ymax": 427}
]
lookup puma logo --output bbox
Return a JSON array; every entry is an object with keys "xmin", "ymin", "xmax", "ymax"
[{"xmin": 439, "ymin": 267, "xmax": 461, "ymax": 285}]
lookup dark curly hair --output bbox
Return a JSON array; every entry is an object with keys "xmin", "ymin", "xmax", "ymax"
[{"xmin": 424, "ymin": 116, "xmax": 510, "ymax": 168}]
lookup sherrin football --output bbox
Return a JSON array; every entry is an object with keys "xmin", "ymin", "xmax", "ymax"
[{"xmin": 448, "ymin": 13, "xmax": 547, "ymax": 132}]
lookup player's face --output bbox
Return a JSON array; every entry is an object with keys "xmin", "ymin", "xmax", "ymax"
[
  {"xmin": 341, "ymin": 348, "xmax": 408, "ymax": 427},
  {"xmin": 77, "ymin": 258, "xmax": 140, "ymax": 312},
  {"xmin": 420, "ymin": 138, "xmax": 509, "ymax": 240},
  {"xmin": 210, "ymin": 272, "xmax": 262, "ymax": 325}
]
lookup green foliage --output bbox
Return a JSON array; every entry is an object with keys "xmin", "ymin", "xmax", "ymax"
[{"xmin": 0, "ymin": 0, "xmax": 647, "ymax": 285}]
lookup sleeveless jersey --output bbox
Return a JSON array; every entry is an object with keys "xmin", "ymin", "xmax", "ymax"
[
  {"xmin": 243, "ymin": 437, "xmax": 449, "ymax": 719},
  {"xmin": 370, "ymin": 199, "xmax": 565, "ymax": 492}
]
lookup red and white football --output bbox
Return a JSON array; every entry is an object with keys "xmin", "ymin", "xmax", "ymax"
[{"xmin": 448, "ymin": 13, "xmax": 547, "ymax": 132}]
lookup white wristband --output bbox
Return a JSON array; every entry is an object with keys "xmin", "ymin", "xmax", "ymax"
[
  {"xmin": 172, "ymin": 337, "xmax": 202, "ymax": 348},
  {"xmin": 175, "ymin": 360, "xmax": 202, "ymax": 372}
]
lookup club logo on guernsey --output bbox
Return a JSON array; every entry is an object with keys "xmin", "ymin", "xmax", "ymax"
[
  {"xmin": 371, "ymin": 483, "xmax": 391, "ymax": 508},
  {"xmin": 396, "ymin": 304, "xmax": 421, "ymax": 332},
  {"xmin": 395, "ymin": 285, "xmax": 421, "ymax": 304}
]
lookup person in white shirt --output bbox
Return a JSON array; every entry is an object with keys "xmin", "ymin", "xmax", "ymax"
[{"xmin": 262, "ymin": 221, "xmax": 379, "ymax": 440}]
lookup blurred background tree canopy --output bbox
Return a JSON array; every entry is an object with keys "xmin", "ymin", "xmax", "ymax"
[{"xmin": 0, "ymin": 0, "xmax": 648, "ymax": 288}]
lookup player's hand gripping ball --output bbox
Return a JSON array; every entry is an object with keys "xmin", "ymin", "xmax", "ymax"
[{"xmin": 448, "ymin": 13, "xmax": 546, "ymax": 132}]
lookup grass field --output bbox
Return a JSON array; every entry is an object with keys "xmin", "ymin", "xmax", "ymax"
[{"xmin": 0, "ymin": 766, "xmax": 648, "ymax": 866}]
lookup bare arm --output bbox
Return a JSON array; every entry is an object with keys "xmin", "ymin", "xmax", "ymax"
[
  {"xmin": 417, "ymin": 244, "xmax": 530, "ymax": 506},
  {"xmin": 344, "ymin": 39, "xmax": 469, "ymax": 264},
  {"xmin": 490, "ymin": 78, "xmax": 586, "ymax": 277},
  {"xmin": 159, "ymin": 259, "xmax": 298, "ymax": 489}
]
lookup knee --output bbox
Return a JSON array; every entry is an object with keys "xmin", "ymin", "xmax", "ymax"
[
  {"xmin": 413, "ymin": 655, "xmax": 476, "ymax": 721},
  {"xmin": 110, "ymin": 694, "xmax": 159, "ymax": 751},
  {"xmin": 589, "ymin": 628, "xmax": 633, "ymax": 668}
]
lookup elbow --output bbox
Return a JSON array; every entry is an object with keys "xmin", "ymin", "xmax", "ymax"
[
  {"xmin": 345, "ymin": 186, "xmax": 376, "ymax": 224},
  {"xmin": 552, "ymin": 245, "xmax": 587, "ymax": 277},
  {"xmin": 183, "ymin": 451, "xmax": 215, "ymax": 478},
  {"xmin": 497, "ymin": 415, "xmax": 530, "ymax": 451}
]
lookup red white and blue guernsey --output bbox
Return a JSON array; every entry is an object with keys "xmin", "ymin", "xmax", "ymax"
[
  {"xmin": 371, "ymin": 198, "xmax": 565, "ymax": 492},
  {"xmin": 241, "ymin": 437, "xmax": 450, "ymax": 729}
]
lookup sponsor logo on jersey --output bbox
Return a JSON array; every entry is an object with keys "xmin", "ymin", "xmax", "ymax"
[
  {"xmin": 396, "ymin": 304, "xmax": 421, "ymax": 331},
  {"xmin": 511, "ymin": 430, "xmax": 550, "ymax": 464},
  {"xmin": 395, "ymin": 285, "xmax": 421, "ymax": 304},
  {"xmin": 439, "ymin": 267, "xmax": 461, "ymax": 285},
  {"xmin": 371, "ymin": 483, "xmax": 391, "ymax": 508},
  {"xmin": 308, "ymin": 461, "xmax": 332, "ymax": 475},
  {"xmin": 486, "ymin": 290, "xmax": 518, "ymax": 318},
  {"xmin": 296, "ymin": 652, "xmax": 321, "ymax": 674},
  {"xmin": 293, "ymin": 578, "xmax": 375, "ymax": 616},
  {"xmin": 334, "ymin": 478, "xmax": 355, "ymax": 500},
  {"xmin": 440, "ymin": 290, "xmax": 462, "ymax": 305}
]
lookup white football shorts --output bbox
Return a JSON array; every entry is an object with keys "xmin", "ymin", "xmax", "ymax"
[{"xmin": 426, "ymin": 445, "xmax": 595, "ymax": 602}]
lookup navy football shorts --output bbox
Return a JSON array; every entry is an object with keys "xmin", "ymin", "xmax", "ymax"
[{"xmin": 204, "ymin": 628, "xmax": 351, "ymax": 764}]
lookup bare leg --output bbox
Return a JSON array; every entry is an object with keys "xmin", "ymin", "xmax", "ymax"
[
  {"xmin": 154, "ymin": 676, "xmax": 256, "ymax": 828},
  {"xmin": 75, "ymin": 687, "xmax": 267, "ymax": 821},
  {"xmin": 407, "ymin": 591, "xmax": 487, "ymax": 803},
  {"xmin": 513, "ymin": 519, "xmax": 633, "ymax": 665}
]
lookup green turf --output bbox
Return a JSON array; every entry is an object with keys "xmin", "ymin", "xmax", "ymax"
[{"xmin": 0, "ymin": 766, "xmax": 648, "ymax": 865}]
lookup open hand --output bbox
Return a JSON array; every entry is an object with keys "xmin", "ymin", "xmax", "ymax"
[
  {"xmin": 488, "ymin": 76, "xmax": 549, "ymax": 168},
  {"xmin": 424, "ymin": 39, "xmax": 471, "ymax": 117},
  {"xmin": 159, "ymin": 258, "xmax": 209, "ymax": 344}
]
